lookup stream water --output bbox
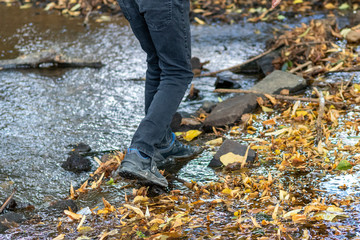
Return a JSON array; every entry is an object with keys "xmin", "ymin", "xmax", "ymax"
[{"xmin": 1, "ymin": 5, "xmax": 360, "ymax": 239}]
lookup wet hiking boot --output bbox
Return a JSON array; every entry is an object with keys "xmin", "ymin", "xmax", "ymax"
[
  {"xmin": 117, "ymin": 149, "xmax": 168, "ymax": 188},
  {"xmin": 157, "ymin": 133, "xmax": 202, "ymax": 161}
]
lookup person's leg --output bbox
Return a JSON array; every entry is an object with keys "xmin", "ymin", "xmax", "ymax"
[
  {"xmin": 130, "ymin": 0, "xmax": 194, "ymax": 158},
  {"xmin": 117, "ymin": 0, "xmax": 162, "ymax": 115},
  {"xmin": 116, "ymin": 0, "xmax": 167, "ymax": 187}
]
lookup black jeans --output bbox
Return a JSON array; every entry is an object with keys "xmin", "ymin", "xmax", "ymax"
[{"xmin": 117, "ymin": 0, "xmax": 193, "ymax": 158}]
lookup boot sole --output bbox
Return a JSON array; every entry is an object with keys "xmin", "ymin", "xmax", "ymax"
[{"xmin": 118, "ymin": 167, "xmax": 168, "ymax": 188}]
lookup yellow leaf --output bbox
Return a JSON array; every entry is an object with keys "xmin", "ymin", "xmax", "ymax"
[
  {"xmin": 296, "ymin": 111, "xmax": 308, "ymax": 117},
  {"xmin": 205, "ymin": 137, "xmax": 223, "ymax": 146},
  {"xmin": 220, "ymin": 152, "xmax": 245, "ymax": 166},
  {"xmin": 77, "ymin": 226, "xmax": 93, "ymax": 234},
  {"xmin": 194, "ymin": 17, "xmax": 205, "ymax": 25},
  {"xmin": 133, "ymin": 196, "xmax": 149, "ymax": 204},
  {"xmin": 261, "ymin": 105, "xmax": 274, "ymax": 113},
  {"xmin": 325, "ymin": 3, "xmax": 336, "ymax": 9},
  {"xmin": 292, "ymin": 214, "xmax": 307, "ymax": 223},
  {"xmin": 183, "ymin": 130, "xmax": 202, "ymax": 141},
  {"xmin": 123, "ymin": 204, "xmax": 145, "ymax": 218},
  {"xmin": 64, "ymin": 210, "xmax": 83, "ymax": 220},
  {"xmin": 293, "ymin": 0, "xmax": 303, "ymax": 3},
  {"xmin": 283, "ymin": 209, "xmax": 302, "ymax": 219},
  {"xmin": 53, "ymin": 234, "xmax": 65, "ymax": 240}
]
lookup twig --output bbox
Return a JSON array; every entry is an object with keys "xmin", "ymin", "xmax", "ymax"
[
  {"xmin": 198, "ymin": 44, "xmax": 284, "ymax": 77},
  {"xmin": 326, "ymin": 65, "xmax": 360, "ymax": 73},
  {"xmin": 214, "ymin": 88, "xmax": 344, "ymax": 106},
  {"xmin": 289, "ymin": 61, "xmax": 312, "ymax": 73},
  {"xmin": 0, "ymin": 188, "xmax": 16, "ymax": 214},
  {"xmin": 313, "ymin": 87, "xmax": 324, "ymax": 144},
  {"xmin": 344, "ymin": 73, "xmax": 356, "ymax": 90}
]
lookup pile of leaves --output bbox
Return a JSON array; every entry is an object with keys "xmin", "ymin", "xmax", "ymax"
[
  {"xmin": 47, "ymin": 77, "xmax": 360, "ymax": 239},
  {"xmin": 271, "ymin": 18, "xmax": 360, "ymax": 79}
]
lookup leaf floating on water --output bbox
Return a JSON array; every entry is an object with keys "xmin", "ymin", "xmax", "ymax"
[{"xmin": 336, "ymin": 159, "xmax": 353, "ymax": 170}]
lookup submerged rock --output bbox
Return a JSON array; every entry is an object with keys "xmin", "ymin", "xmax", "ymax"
[
  {"xmin": 61, "ymin": 153, "xmax": 92, "ymax": 173},
  {"xmin": 48, "ymin": 199, "xmax": 78, "ymax": 212},
  {"xmin": 208, "ymin": 139, "xmax": 257, "ymax": 168},
  {"xmin": 0, "ymin": 212, "xmax": 26, "ymax": 233}
]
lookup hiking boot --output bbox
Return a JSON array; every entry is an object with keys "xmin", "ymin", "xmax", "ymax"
[
  {"xmin": 116, "ymin": 149, "xmax": 168, "ymax": 188},
  {"xmin": 158, "ymin": 133, "xmax": 202, "ymax": 160}
]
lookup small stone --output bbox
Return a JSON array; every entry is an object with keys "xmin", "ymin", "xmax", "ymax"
[
  {"xmin": 61, "ymin": 153, "xmax": 92, "ymax": 173},
  {"xmin": 215, "ymin": 76, "xmax": 241, "ymax": 89},
  {"xmin": 48, "ymin": 199, "xmax": 78, "ymax": 212},
  {"xmin": 0, "ymin": 212, "xmax": 26, "ymax": 233},
  {"xmin": 208, "ymin": 139, "xmax": 257, "ymax": 168}
]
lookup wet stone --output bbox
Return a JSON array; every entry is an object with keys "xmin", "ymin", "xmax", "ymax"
[
  {"xmin": 68, "ymin": 142, "xmax": 91, "ymax": 154},
  {"xmin": 214, "ymin": 76, "xmax": 241, "ymax": 89},
  {"xmin": 204, "ymin": 71, "xmax": 307, "ymax": 127},
  {"xmin": 170, "ymin": 112, "xmax": 202, "ymax": 132},
  {"xmin": 61, "ymin": 153, "xmax": 92, "ymax": 173},
  {"xmin": 48, "ymin": 199, "xmax": 78, "ymax": 212},
  {"xmin": 0, "ymin": 212, "xmax": 26, "ymax": 233},
  {"xmin": 201, "ymin": 101, "xmax": 217, "ymax": 113},
  {"xmin": 208, "ymin": 139, "xmax": 257, "ymax": 168},
  {"xmin": 251, "ymin": 70, "xmax": 307, "ymax": 94},
  {"xmin": 204, "ymin": 93, "xmax": 258, "ymax": 127}
]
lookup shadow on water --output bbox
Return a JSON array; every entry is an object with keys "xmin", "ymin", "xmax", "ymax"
[{"xmin": 1, "ymin": 5, "xmax": 360, "ymax": 238}]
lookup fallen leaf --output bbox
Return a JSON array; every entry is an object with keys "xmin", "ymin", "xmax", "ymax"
[{"xmin": 123, "ymin": 204, "xmax": 145, "ymax": 218}]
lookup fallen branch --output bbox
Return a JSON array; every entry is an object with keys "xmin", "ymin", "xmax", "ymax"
[
  {"xmin": 313, "ymin": 87, "xmax": 324, "ymax": 144},
  {"xmin": 0, "ymin": 50, "xmax": 104, "ymax": 70},
  {"xmin": 0, "ymin": 188, "xmax": 16, "ymax": 214},
  {"xmin": 214, "ymin": 88, "xmax": 344, "ymax": 106},
  {"xmin": 198, "ymin": 44, "xmax": 284, "ymax": 77}
]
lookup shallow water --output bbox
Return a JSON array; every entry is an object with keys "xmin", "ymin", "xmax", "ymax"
[
  {"xmin": 1, "ymin": 5, "xmax": 360, "ymax": 238},
  {"xmin": 0, "ymin": 6, "xmax": 271, "ymax": 210}
]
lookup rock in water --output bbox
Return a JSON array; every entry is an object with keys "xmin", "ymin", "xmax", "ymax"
[
  {"xmin": 214, "ymin": 76, "xmax": 241, "ymax": 89},
  {"xmin": 48, "ymin": 199, "xmax": 78, "ymax": 212},
  {"xmin": 251, "ymin": 70, "xmax": 307, "ymax": 94},
  {"xmin": 204, "ymin": 71, "xmax": 307, "ymax": 127},
  {"xmin": 0, "ymin": 212, "xmax": 26, "ymax": 233},
  {"xmin": 61, "ymin": 153, "xmax": 92, "ymax": 173},
  {"xmin": 68, "ymin": 142, "xmax": 91, "ymax": 154},
  {"xmin": 208, "ymin": 139, "xmax": 257, "ymax": 168}
]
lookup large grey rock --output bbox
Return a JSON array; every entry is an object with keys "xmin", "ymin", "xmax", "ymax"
[
  {"xmin": 204, "ymin": 70, "xmax": 307, "ymax": 127},
  {"xmin": 0, "ymin": 212, "xmax": 26, "ymax": 233},
  {"xmin": 252, "ymin": 70, "xmax": 307, "ymax": 94},
  {"xmin": 204, "ymin": 94, "xmax": 258, "ymax": 127},
  {"xmin": 208, "ymin": 139, "xmax": 257, "ymax": 168}
]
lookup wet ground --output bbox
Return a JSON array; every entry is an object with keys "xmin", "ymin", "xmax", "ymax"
[{"xmin": 1, "ymin": 5, "xmax": 360, "ymax": 239}]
